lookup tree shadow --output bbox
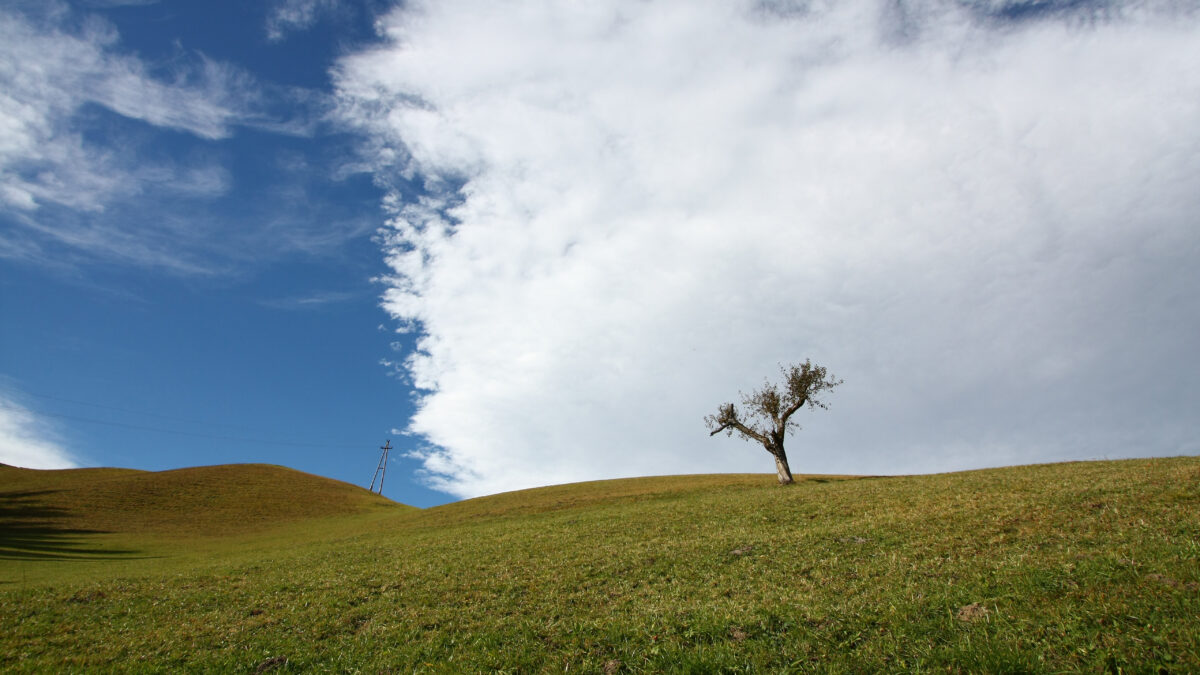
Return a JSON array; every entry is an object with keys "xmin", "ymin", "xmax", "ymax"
[
  {"xmin": 801, "ymin": 475, "xmax": 889, "ymax": 485},
  {"xmin": 0, "ymin": 490, "xmax": 141, "ymax": 561}
]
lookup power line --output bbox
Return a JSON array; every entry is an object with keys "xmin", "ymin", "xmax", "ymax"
[{"xmin": 0, "ymin": 402, "xmax": 372, "ymax": 451}]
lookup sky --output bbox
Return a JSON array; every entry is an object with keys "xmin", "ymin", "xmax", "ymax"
[{"xmin": 1, "ymin": 0, "xmax": 1198, "ymax": 507}]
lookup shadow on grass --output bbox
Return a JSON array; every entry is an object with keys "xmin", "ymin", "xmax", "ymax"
[
  {"xmin": 803, "ymin": 476, "xmax": 885, "ymax": 484},
  {"xmin": 0, "ymin": 490, "xmax": 141, "ymax": 561}
]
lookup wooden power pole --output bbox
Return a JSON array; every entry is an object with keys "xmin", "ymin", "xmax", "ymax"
[{"xmin": 369, "ymin": 440, "xmax": 392, "ymax": 494}]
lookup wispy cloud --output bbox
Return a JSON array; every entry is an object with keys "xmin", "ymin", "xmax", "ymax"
[
  {"xmin": 1, "ymin": 9, "xmax": 251, "ymax": 175},
  {"xmin": 0, "ymin": 4, "xmax": 348, "ymax": 275},
  {"xmin": 0, "ymin": 5, "xmax": 247, "ymax": 270},
  {"xmin": 337, "ymin": 0, "xmax": 1200, "ymax": 498},
  {"xmin": 0, "ymin": 391, "xmax": 78, "ymax": 470},
  {"xmin": 80, "ymin": 0, "xmax": 160, "ymax": 7},
  {"xmin": 259, "ymin": 289, "xmax": 362, "ymax": 310},
  {"xmin": 266, "ymin": 0, "xmax": 339, "ymax": 42}
]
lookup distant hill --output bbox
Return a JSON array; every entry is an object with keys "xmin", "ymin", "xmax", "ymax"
[{"xmin": 0, "ymin": 463, "xmax": 406, "ymax": 538}]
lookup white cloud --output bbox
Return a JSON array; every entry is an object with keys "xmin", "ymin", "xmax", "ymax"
[
  {"xmin": 259, "ymin": 289, "xmax": 362, "ymax": 309},
  {"xmin": 0, "ymin": 5, "xmax": 337, "ymax": 273},
  {"xmin": 336, "ymin": 0, "xmax": 1200, "ymax": 498},
  {"xmin": 81, "ymin": 0, "xmax": 160, "ymax": 6},
  {"xmin": 0, "ymin": 9, "xmax": 252, "ymax": 209},
  {"xmin": 266, "ymin": 0, "xmax": 339, "ymax": 42},
  {"xmin": 0, "ymin": 6, "xmax": 249, "ymax": 271},
  {"xmin": 0, "ymin": 394, "xmax": 78, "ymax": 470}
]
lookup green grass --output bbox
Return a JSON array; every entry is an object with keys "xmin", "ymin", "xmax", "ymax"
[{"xmin": 2, "ymin": 457, "xmax": 1198, "ymax": 672}]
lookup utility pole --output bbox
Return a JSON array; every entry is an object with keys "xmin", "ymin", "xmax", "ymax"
[{"xmin": 369, "ymin": 440, "xmax": 392, "ymax": 494}]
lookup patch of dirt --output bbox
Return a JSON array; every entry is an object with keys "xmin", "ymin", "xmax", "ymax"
[
  {"xmin": 730, "ymin": 627, "xmax": 748, "ymax": 642},
  {"xmin": 255, "ymin": 656, "xmax": 288, "ymax": 673},
  {"xmin": 603, "ymin": 659, "xmax": 622, "ymax": 674},
  {"xmin": 66, "ymin": 590, "xmax": 106, "ymax": 604},
  {"xmin": 956, "ymin": 603, "xmax": 990, "ymax": 622},
  {"xmin": 1145, "ymin": 573, "xmax": 1199, "ymax": 591},
  {"xmin": 730, "ymin": 545, "xmax": 754, "ymax": 556},
  {"xmin": 838, "ymin": 536, "xmax": 869, "ymax": 544}
]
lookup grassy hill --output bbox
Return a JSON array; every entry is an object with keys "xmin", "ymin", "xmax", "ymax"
[
  {"xmin": 0, "ymin": 462, "xmax": 402, "ymax": 539},
  {"xmin": 2, "ymin": 457, "xmax": 1198, "ymax": 672},
  {"xmin": 0, "ymin": 463, "xmax": 405, "ymax": 571}
]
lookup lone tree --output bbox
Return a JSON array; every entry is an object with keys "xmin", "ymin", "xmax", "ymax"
[{"xmin": 705, "ymin": 360, "xmax": 842, "ymax": 485}]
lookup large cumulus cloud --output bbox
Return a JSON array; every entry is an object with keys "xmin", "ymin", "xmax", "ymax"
[{"xmin": 335, "ymin": 0, "xmax": 1200, "ymax": 498}]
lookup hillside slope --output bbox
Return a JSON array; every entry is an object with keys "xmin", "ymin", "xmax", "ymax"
[
  {"xmin": 0, "ymin": 463, "xmax": 404, "ymax": 541},
  {"xmin": 2, "ymin": 457, "xmax": 1198, "ymax": 672}
]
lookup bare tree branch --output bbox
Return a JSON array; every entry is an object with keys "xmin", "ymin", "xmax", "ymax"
[
  {"xmin": 727, "ymin": 420, "xmax": 770, "ymax": 446},
  {"xmin": 780, "ymin": 396, "xmax": 807, "ymax": 426}
]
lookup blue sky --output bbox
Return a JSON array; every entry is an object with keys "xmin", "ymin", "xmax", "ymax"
[
  {"xmin": 3, "ymin": 0, "xmax": 1199, "ymax": 506},
  {"xmin": 1, "ymin": 0, "xmax": 450, "ymax": 506}
]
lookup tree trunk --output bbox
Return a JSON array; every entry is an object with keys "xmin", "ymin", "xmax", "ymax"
[{"xmin": 772, "ymin": 449, "xmax": 794, "ymax": 485}]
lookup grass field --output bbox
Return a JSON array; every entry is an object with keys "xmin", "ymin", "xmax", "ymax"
[{"xmin": 2, "ymin": 457, "xmax": 1198, "ymax": 672}]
